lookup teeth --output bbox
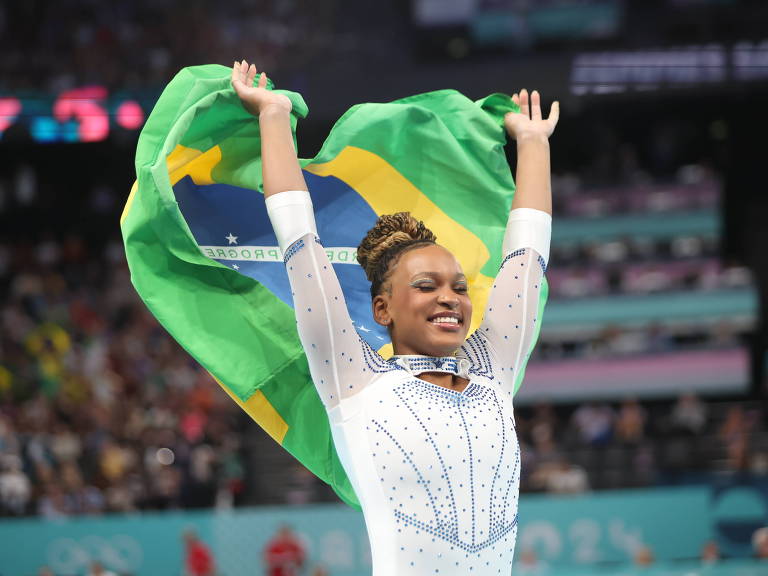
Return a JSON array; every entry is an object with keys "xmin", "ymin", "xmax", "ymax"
[{"xmin": 432, "ymin": 317, "xmax": 459, "ymax": 325}]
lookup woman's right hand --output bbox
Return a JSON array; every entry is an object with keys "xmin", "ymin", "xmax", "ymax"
[
  {"xmin": 504, "ymin": 89, "xmax": 559, "ymax": 143},
  {"xmin": 231, "ymin": 59, "xmax": 292, "ymax": 117}
]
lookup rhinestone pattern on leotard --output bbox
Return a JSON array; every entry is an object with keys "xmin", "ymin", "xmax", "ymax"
[{"xmin": 368, "ymin": 377, "xmax": 521, "ymax": 571}]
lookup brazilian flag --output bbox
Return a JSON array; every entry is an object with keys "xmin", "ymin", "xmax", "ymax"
[{"xmin": 120, "ymin": 64, "xmax": 549, "ymax": 509}]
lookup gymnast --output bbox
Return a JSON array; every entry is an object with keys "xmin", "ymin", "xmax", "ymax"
[{"xmin": 232, "ymin": 59, "xmax": 559, "ymax": 575}]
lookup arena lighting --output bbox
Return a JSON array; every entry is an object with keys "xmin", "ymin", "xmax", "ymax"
[
  {"xmin": 53, "ymin": 86, "xmax": 110, "ymax": 142},
  {"xmin": 116, "ymin": 100, "xmax": 145, "ymax": 130},
  {"xmin": 0, "ymin": 97, "xmax": 21, "ymax": 133},
  {"xmin": 571, "ymin": 40, "xmax": 768, "ymax": 94},
  {"xmin": 0, "ymin": 85, "xmax": 148, "ymax": 142}
]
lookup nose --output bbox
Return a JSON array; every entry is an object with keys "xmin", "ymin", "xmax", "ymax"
[{"xmin": 437, "ymin": 291, "xmax": 459, "ymax": 308}]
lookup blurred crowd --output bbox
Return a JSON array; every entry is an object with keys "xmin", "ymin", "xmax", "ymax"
[
  {"xmin": 547, "ymin": 165, "xmax": 748, "ymax": 298},
  {"xmin": 516, "ymin": 394, "xmax": 768, "ymax": 495},
  {"xmin": 537, "ymin": 161, "xmax": 753, "ymax": 362},
  {"xmin": 0, "ymin": 174, "xmax": 762, "ymax": 515},
  {"xmin": 3, "ymin": 225, "xmax": 762, "ymax": 516},
  {"xmin": 0, "ymin": 233, "xmax": 246, "ymax": 518},
  {"xmin": 534, "ymin": 319, "xmax": 746, "ymax": 363},
  {"xmin": 1, "ymin": 0, "xmax": 339, "ymax": 93}
]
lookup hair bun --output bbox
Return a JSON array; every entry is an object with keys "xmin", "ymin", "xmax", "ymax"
[{"xmin": 357, "ymin": 212, "xmax": 437, "ymax": 283}]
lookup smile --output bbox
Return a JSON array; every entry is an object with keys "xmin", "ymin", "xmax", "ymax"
[
  {"xmin": 431, "ymin": 317, "xmax": 460, "ymax": 325},
  {"xmin": 428, "ymin": 313, "xmax": 463, "ymax": 327}
]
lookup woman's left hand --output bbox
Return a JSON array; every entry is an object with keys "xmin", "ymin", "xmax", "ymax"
[
  {"xmin": 231, "ymin": 59, "xmax": 292, "ymax": 117},
  {"xmin": 504, "ymin": 89, "xmax": 559, "ymax": 142}
]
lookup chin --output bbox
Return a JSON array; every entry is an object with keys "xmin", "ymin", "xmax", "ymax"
[{"xmin": 422, "ymin": 332, "xmax": 467, "ymax": 357}]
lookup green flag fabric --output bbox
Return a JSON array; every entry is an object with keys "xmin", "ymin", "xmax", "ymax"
[{"xmin": 120, "ymin": 64, "xmax": 549, "ymax": 509}]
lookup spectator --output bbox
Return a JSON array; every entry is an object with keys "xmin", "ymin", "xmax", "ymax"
[
  {"xmin": 542, "ymin": 458, "xmax": 589, "ymax": 494},
  {"xmin": 515, "ymin": 548, "xmax": 547, "ymax": 575},
  {"xmin": 632, "ymin": 545, "xmax": 655, "ymax": 566},
  {"xmin": 85, "ymin": 561, "xmax": 117, "ymax": 576},
  {"xmin": 0, "ymin": 454, "xmax": 31, "ymax": 515},
  {"xmin": 700, "ymin": 539, "xmax": 720, "ymax": 564},
  {"xmin": 216, "ymin": 434, "xmax": 245, "ymax": 508},
  {"xmin": 0, "ymin": 415, "xmax": 20, "ymax": 456},
  {"xmin": 571, "ymin": 403, "xmax": 614, "ymax": 446},
  {"xmin": 183, "ymin": 443, "xmax": 218, "ymax": 508},
  {"xmin": 37, "ymin": 482, "xmax": 69, "ymax": 518},
  {"xmin": 615, "ymin": 398, "xmax": 646, "ymax": 445},
  {"xmin": 750, "ymin": 450, "xmax": 768, "ymax": 475},
  {"xmin": 264, "ymin": 525, "xmax": 306, "ymax": 576},
  {"xmin": 670, "ymin": 393, "xmax": 708, "ymax": 435},
  {"xmin": 753, "ymin": 526, "xmax": 768, "ymax": 560},
  {"xmin": 718, "ymin": 406, "xmax": 750, "ymax": 472},
  {"xmin": 50, "ymin": 422, "xmax": 82, "ymax": 464},
  {"xmin": 525, "ymin": 422, "xmax": 566, "ymax": 492},
  {"xmin": 529, "ymin": 403, "xmax": 560, "ymax": 446},
  {"xmin": 183, "ymin": 529, "xmax": 216, "ymax": 576},
  {"xmin": 285, "ymin": 463, "xmax": 321, "ymax": 506},
  {"xmin": 631, "ymin": 443, "xmax": 658, "ymax": 487}
]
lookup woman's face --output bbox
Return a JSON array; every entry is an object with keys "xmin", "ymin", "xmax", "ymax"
[{"xmin": 372, "ymin": 244, "xmax": 472, "ymax": 357}]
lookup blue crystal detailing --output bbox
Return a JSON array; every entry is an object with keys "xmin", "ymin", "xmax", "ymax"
[
  {"xmin": 393, "ymin": 512, "xmax": 518, "ymax": 555},
  {"xmin": 501, "ymin": 415, "xmax": 521, "ymax": 515},
  {"xmin": 371, "ymin": 416, "xmax": 440, "ymax": 522},
  {"xmin": 537, "ymin": 253, "xmax": 547, "ymax": 273},
  {"xmin": 499, "ymin": 247, "xmax": 548, "ymax": 274},
  {"xmin": 499, "ymin": 248, "xmax": 527, "ymax": 271},
  {"xmin": 283, "ymin": 238, "xmax": 306, "ymax": 263},
  {"xmin": 460, "ymin": 333, "xmax": 494, "ymax": 379},
  {"xmin": 457, "ymin": 398, "xmax": 477, "ymax": 546},
  {"xmin": 390, "ymin": 356, "xmax": 462, "ymax": 376},
  {"xmin": 487, "ymin": 391, "xmax": 506, "ymax": 525},
  {"xmin": 372, "ymin": 379, "xmax": 520, "ymax": 554},
  {"xmin": 359, "ymin": 337, "xmax": 399, "ymax": 373}
]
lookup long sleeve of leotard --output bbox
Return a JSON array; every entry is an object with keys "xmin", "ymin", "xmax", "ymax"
[
  {"xmin": 266, "ymin": 191, "xmax": 380, "ymax": 409},
  {"xmin": 462, "ymin": 208, "xmax": 551, "ymax": 394}
]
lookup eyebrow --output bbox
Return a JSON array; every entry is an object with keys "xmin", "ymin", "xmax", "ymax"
[{"xmin": 409, "ymin": 272, "xmax": 467, "ymax": 282}]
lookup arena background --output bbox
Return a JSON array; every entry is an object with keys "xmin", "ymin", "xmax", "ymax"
[{"xmin": 1, "ymin": 0, "xmax": 767, "ymax": 575}]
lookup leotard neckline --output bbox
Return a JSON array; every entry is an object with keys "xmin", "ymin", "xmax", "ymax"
[{"xmin": 388, "ymin": 354, "xmax": 471, "ymax": 379}]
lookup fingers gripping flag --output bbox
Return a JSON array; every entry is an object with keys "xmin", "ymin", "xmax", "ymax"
[{"xmin": 120, "ymin": 64, "xmax": 549, "ymax": 508}]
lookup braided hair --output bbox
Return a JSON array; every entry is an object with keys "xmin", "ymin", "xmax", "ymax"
[{"xmin": 356, "ymin": 212, "xmax": 437, "ymax": 298}]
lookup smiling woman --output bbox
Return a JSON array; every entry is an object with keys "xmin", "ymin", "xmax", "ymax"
[
  {"xmin": 357, "ymin": 212, "xmax": 473, "ymax": 363},
  {"xmin": 231, "ymin": 58, "xmax": 557, "ymax": 575}
]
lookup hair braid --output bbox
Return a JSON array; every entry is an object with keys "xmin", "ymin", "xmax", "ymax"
[{"xmin": 356, "ymin": 212, "xmax": 437, "ymax": 297}]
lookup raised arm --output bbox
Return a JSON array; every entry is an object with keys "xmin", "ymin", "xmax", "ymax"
[
  {"xmin": 461, "ymin": 90, "xmax": 557, "ymax": 395},
  {"xmin": 504, "ymin": 89, "xmax": 559, "ymax": 215},
  {"xmin": 231, "ymin": 60, "xmax": 379, "ymax": 408},
  {"xmin": 231, "ymin": 59, "xmax": 307, "ymax": 198}
]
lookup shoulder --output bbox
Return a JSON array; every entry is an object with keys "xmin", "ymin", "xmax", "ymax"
[{"xmin": 458, "ymin": 332, "xmax": 496, "ymax": 380}]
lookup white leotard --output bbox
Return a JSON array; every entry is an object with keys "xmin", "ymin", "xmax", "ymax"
[{"xmin": 269, "ymin": 193, "xmax": 550, "ymax": 575}]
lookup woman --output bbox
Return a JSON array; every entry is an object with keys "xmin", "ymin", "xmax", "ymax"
[{"xmin": 232, "ymin": 60, "xmax": 558, "ymax": 575}]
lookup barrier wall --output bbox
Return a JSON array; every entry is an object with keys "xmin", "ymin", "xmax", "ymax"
[{"xmin": 1, "ymin": 484, "xmax": 766, "ymax": 576}]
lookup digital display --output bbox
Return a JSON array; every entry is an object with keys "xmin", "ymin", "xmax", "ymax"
[
  {"xmin": 0, "ymin": 86, "xmax": 149, "ymax": 143},
  {"xmin": 412, "ymin": 0, "xmax": 623, "ymax": 44},
  {"xmin": 667, "ymin": 0, "xmax": 736, "ymax": 5},
  {"xmin": 571, "ymin": 40, "xmax": 768, "ymax": 94}
]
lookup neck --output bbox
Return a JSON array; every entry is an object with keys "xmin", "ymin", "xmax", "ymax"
[
  {"xmin": 419, "ymin": 371, "xmax": 468, "ymax": 391},
  {"xmin": 391, "ymin": 344, "xmax": 456, "ymax": 358}
]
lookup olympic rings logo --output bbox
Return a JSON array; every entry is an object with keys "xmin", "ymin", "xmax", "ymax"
[{"xmin": 46, "ymin": 535, "xmax": 143, "ymax": 573}]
